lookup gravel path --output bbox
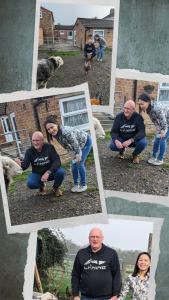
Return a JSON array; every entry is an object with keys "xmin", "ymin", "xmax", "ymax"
[
  {"xmin": 97, "ymin": 137, "xmax": 169, "ymax": 196},
  {"xmin": 38, "ymin": 50, "xmax": 112, "ymax": 105},
  {"xmin": 8, "ymin": 160, "xmax": 101, "ymax": 226}
]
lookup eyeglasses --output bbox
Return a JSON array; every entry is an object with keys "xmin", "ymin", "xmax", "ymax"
[{"xmin": 89, "ymin": 236, "xmax": 102, "ymax": 239}]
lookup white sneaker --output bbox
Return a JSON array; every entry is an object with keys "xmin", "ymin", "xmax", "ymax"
[
  {"xmin": 148, "ymin": 157, "xmax": 157, "ymax": 164},
  {"xmin": 77, "ymin": 185, "xmax": 87, "ymax": 192},
  {"xmin": 71, "ymin": 185, "xmax": 79, "ymax": 193},
  {"xmin": 99, "ymin": 59, "xmax": 103, "ymax": 62},
  {"xmin": 151, "ymin": 159, "xmax": 164, "ymax": 166}
]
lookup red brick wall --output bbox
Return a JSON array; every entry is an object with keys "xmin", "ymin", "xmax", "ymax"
[{"xmin": 40, "ymin": 7, "xmax": 54, "ymax": 43}]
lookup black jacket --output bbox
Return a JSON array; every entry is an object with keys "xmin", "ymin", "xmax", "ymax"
[
  {"xmin": 84, "ymin": 43, "xmax": 96, "ymax": 57},
  {"xmin": 21, "ymin": 143, "xmax": 61, "ymax": 175},
  {"xmin": 71, "ymin": 244, "xmax": 122, "ymax": 298},
  {"xmin": 111, "ymin": 112, "xmax": 146, "ymax": 142}
]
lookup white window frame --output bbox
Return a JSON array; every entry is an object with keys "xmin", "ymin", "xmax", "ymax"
[
  {"xmin": 60, "ymin": 30, "xmax": 65, "ymax": 35},
  {"xmin": 93, "ymin": 29, "xmax": 105, "ymax": 38},
  {"xmin": 157, "ymin": 83, "xmax": 169, "ymax": 105},
  {"xmin": 40, "ymin": 10, "xmax": 43, "ymax": 19},
  {"xmin": 1, "ymin": 116, "xmax": 14, "ymax": 143},
  {"xmin": 59, "ymin": 95, "xmax": 89, "ymax": 130}
]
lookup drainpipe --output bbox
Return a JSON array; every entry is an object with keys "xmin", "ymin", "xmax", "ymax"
[
  {"xmin": 32, "ymin": 98, "xmax": 43, "ymax": 131},
  {"xmin": 133, "ymin": 80, "xmax": 137, "ymax": 103}
]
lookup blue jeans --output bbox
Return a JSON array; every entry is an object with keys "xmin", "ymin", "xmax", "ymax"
[
  {"xmin": 72, "ymin": 135, "xmax": 92, "ymax": 186},
  {"xmin": 109, "ymin": 137, "xmax": 147, "ymax": 155},
  {"xmin": 97, "ymin": 47, "xmax": 105, "ymax": 60},
  {"xmin": 27, "ymin": 167, "xmax": 65, "ymax": 189},
  {"xmin": 152, "ymin": 128, "xmax": 169, "ymax": 160},
  {"xmin": 81, "ymin": 296, "xmax": 110, "ymax": 300}
]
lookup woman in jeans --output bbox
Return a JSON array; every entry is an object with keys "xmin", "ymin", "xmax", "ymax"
[
  {"xmin": 118, "ymin": 252, "xmax": 151, "ymax": 300},
  {"xmin": 138, "ymin": 93, "xmax": 169, "ymax": 165},
  {"xmin": 44, "ymin": 115, "xmax": 92, "ymax": 192}
]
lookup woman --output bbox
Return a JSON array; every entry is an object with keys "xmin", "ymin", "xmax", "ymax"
[
  {"xmin": 94, "ymin": 34, "xmax": 107, "ymax": 62},
  {"xmin": 118, "ymin": 252, "xmax": 151, "ymax": 300},
  {"xmin": 44, "ymin": 115, "xmax": 92, "ymax": 193},
  {"xmin": 138, "ymin": 93, "xmax": 169, "ymax": 165}
]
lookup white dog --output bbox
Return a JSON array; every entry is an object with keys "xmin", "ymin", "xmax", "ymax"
[
  {"xmin": 92, "ymin": 117, "xmax": 106, "ymax": 139},
  {"xmin": 0, "ymin": 155, "xmax": 23, "ymax": 191},
  {"xmin": 37, "ymin": 56, "xmax": 64, "ymax": 89},
  {"xmin": 32, "ymin": 292, "xmax": 58, "ymax": 300}
]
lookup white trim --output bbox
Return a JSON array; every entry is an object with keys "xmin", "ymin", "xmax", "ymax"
[
  {"xmin": 93, "ymin": 29, "xmax": 104, "ymax": 38},
  {"xmin": 59, "ymin": 94, "xmax": 90, "ymax": 130}
]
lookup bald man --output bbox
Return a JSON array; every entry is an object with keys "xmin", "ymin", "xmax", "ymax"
[
  {"xmin": 110, "ymin": 100, "xmax": 147, "ymax": 163},
  {"xmin": 16, "ymin": 131, "xmax": 65, "ymax": 196},
  {"xmin": 71, "ymin": 227, "xmax": 121, "ymax": 300}
]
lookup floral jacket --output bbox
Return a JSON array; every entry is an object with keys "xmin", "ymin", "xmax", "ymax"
[
  {"xmin": 147, "ymin": 101, "xmax": 169, "ymax": 134},
  {"xmin": 54, "ymin": 126, "xmax": 88, "ymax": 156},
  {"xmin": 118, "ymin": 273, "xmax": 149, "ymax": 300}
]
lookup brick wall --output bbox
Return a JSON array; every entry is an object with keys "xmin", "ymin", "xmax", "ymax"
[
  {"xmin": 0, "ymin": 96, "xmax": 69, "ymax": 161},
  {"xmin": 40, "ymin": 7, "xmax": 54, "ymax": 43},
  {"xmin": 74, "ymin": 21, "xmax": 86, "ymax": 49},
  {"xmin": 114, "ymin": 78, "xmax": 159, "ymax": 131},
  {"xmin": 39, "ymin": 28, "xmax": 44, "ymax": 46}
]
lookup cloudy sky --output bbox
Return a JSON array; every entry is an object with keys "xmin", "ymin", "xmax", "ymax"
[
  {"xmin": 60, "ymin": 218, "xmax": 153, "ymax": 251},
  {"xmin": 41, "ymin": 3, "xmax": 113, "ymax": 25}
]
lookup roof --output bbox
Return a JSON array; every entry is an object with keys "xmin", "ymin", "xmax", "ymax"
[
  {"xmin": 74, "ymin": 18, "xmax": 113, "ymax": 29},
  {"xmin": 40, "ymin": 6, "xmax": 54, "ymax": 22},
  {"xmin": 0, "ymin": 103, "xmax": 7, "ymax": 116},
  {"xmin": 55, "ymin": 25, "xmax": 74, "ymax": 30},
  {"xmin": 103, "ymin": 8, "xmax": 114, "ymax": 20}
]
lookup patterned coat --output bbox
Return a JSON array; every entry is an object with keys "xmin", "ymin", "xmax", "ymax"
[
  {"xmin": 54, "ymin": 126, "xmax": 88, "ymax": 157},
  {"xmin": 147, "ymin": 101, "xmax": 169, "ymax": 134},
  {"xmin": 118, "ymin": 273, "xmax": 149, "ymax": 300}
]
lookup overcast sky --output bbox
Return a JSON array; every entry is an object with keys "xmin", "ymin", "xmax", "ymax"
[
  {"xmin": 41, "ymin": 3, "xmax": 113, "ymax": 25},
  {"xmin": 60, "ymin": 218, "xmax": 153, "ymax": 251}
]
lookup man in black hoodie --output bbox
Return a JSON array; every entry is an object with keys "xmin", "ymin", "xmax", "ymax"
[
  {"xmin": 110, "ymin": 100, "xmax": 147, "ymax": 164},
  {"xmin": 16, "ymin": 131, "xmax": 65, "ymax": 196},
  {"xmin": 71, "ymin": 227, "xmax": 121, "ymax": 300}
]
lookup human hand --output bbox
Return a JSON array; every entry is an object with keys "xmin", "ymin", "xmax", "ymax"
[
  {"xmin": 73, "ymin": 297, "xmax": 80, "ymax": 300},
  {"xmin": 115, "ymin": 139, "xmax": 123, "ymax": 149},
  {"xmin": 75, "ymin": 154, "xmax": 81, "ymax": 163},
  {"xmin": 109, "ymin": 296, "xmax": 118, "ymax": 300},
  {"xmin": 122, "ymin": 138, "xmax": 133, "ymax": 148},
  {"xmin": 14, "ymin": 158, "xmax": 21, "ymax": 166},
  {"xmin": 160, "ymin": 131, "xmax": 166, "ymax": 138},
  {"xmin": 41, "ymin": 171, "xmax": 50, "ymax": 182}
]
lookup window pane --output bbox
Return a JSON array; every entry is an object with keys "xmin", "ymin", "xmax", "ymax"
[
  {"xmin": 64, "ymin": 113, "xmax": 89, "ymax": 127},
  {"xmin": 159, "ymin": 90, "xmax": 169, "ymax": 102},
  {"xmin": 62, "ymin": 98, "xmax": 86, "ymax": 113}
]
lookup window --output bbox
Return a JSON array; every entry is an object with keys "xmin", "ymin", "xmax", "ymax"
[
  {"xmin": 40, "ymin": 10, "xmax": 43, "ymax": 19},
  {"xmin": 68, "ymin": 31, "xmax": 73, "ymax": 40},
  {"xmin": 59, "ymin": 95, "xmax": 89, "ymax": 130},
  {"xmin": 93, "ymin": 30, "xmax": 104, "ymax": 38},
  {"xmin": 158, "ymin": 83, "xmax": 169, "ymax": 105},
  {"xmin": 60, "ymin": 30, "xmax": 64, "ymax": 35}
]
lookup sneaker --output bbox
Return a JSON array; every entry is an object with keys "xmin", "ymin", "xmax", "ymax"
[
  {"xmin": 71, "ymin": 185, "xmax": 79, "ymax": 193},
  {"xmin": 148, "ymin": 157, "xmax": 157, "ymax": 164},
  {"xmin": 39, "ymin": 184, "xmax": 46, "ymax": 195},
  {"xmin": 151, "ymin": 159, "xmax": 164, "ymax": 166},
  {"xmin": 132, "ymin": 154, "xmax": 139, "ymax": 164},
  {"xmin": 77, "ymin": 185, "xmax": 87, "ymax": 192},
  {"xmin": 53, "ymin": 187, "xmax": 63, "ymax": 197},
  {"xmin": 99, "ymin": 59, "xmax": 103, "ymax": 62}
]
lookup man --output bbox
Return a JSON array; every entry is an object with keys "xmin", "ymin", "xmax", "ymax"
[
  {"xmin": 110, "ymin": 100, "xmax": 147, "ymax": 164},
  {"xmin": 94, "ymin": 34, "xmax": 107, "ymax": 62},
  {"xmin": 71, "ymin": 227, "xmax": 121, "ymax": 300},
  {"xmin": 84, "ymin": 37, "xmax": 96, "ymax": 60},
  {"xmin": 16, "ymin": 131, "xmax": 65, "ymax": 196}
]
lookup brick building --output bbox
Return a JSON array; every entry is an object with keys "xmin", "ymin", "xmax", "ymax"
[
  {"xmin": 74, "ymin": 17, "xmax": 113, "ymax": 50},
  {"xmin": 39, "ymin": 6, "xmax": 55, "ymax": 45},
  {"xmin": 114, "ymin": 78, "xmax": 159, "ymax": 130},
  {"xmin": 54, "ymin": 25, "xmax": 74, "ymax": 42},
  {"xmin": 0, "ymin": 93, "xmax": 89, "ymax": 159}
]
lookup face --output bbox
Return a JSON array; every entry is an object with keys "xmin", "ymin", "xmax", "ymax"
[
  {"xmin": 137, "ymin": 254, "xmax": 151, "ymax": 273},
  {"xmin": 32, "ymin": 134, "xmax": 44, "ymax": 151},
  {"xmin": 89, "ymin": 228, "xmax": 103, "ymax": 252},
  {"xmin": 123, "ymin": 103, "xmax": 135, "ymax": 119},
  {"xmin": 46, "ymin": 122, "xmax": 58, "ymax": 136},
  {"xmin": 88, "ymin": 39, "xmax": 92, "ymax": 44},
  {"xmin": 138, "ymin": 100, "xmax": 149, "ymax": 112}
]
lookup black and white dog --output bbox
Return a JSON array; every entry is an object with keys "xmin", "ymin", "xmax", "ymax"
[
  {"xmin": 0, "ymin": 156, "xmax": 22, "ymax": 191},
  {"xmin": 37, "ymin": 56, "xmax": 64, "ymax": 89}
]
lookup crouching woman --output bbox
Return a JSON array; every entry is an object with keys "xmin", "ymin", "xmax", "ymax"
[
  {"xmin": 118, "ymin": 252, "xmax": 151, "ymax": 300},
  {"xmin": 44, "ymin": 115, "xmax": 92, "ymax": 193}
]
